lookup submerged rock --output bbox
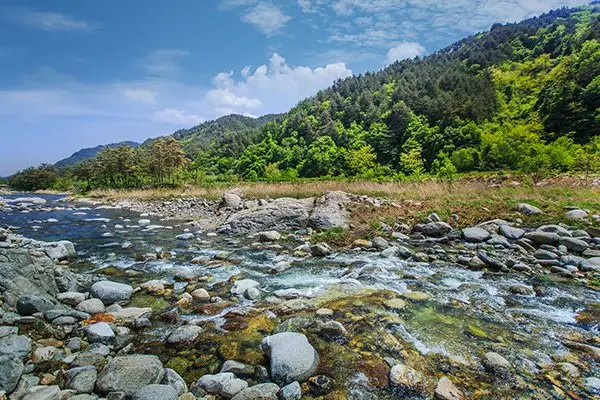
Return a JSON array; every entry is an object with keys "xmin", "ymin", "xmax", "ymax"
[
  {"xmin": 389, "ymin": 364, "xmax": 426, "ymax": 393},
  {"xmin": 197, "ymin": 372, "xmax": 248, "ymax": 399},
  {"xmin": 261, "ymin": 332, "xmax": 319, "ymax": 385},
  {"xmin": 434, "ymin": 376, "xmax": 463, "ymax": 400}
]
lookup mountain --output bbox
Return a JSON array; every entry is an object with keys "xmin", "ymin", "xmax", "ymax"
[
  {"xmin": 54, "ymin": 141, "xmax": 140, "ymax": 168},
  {"xmin": 169, "ymin": 113, "xmax": 281, "ymax": 156},
  {"xmin": 193, "ymin": 3, "xmax": 599, "ymax": 179}
]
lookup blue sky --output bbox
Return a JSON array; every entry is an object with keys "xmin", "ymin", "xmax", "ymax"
[{"xmin": 0, "ymin": 0, "xmax": 590, "ymax": 175}]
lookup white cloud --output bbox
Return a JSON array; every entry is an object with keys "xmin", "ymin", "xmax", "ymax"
[
  {"xmin": 386, "ymin": 42, "xmax": 426, "ymax": 64},
  {"xmin": 297, "ymin": 0, "xmax": 317, "ymax": 13},
  {"xmin": 205, "ymin": 53, "xmax": 352, "ymax": 117},
  {"xmin": 242, "ymin": 2, "xmax": 291, "ymax": 35},
  {"xmin": 120, "ymin": 88, "xmax": 158, "ymax": 104},
  {"xmin": 7, "ymin": 9, "xmax": 95, "ymax": 31},
  {"xmin": 144, "ymin": 49, "xmax": 189, "ymax": 76},
  {"xmin": 241, "ymin": 65, "xmax": 252, "ymax": 77},
  {"xmin": 154, "ymin": 108, "xmax": 204, "ymax": 125}
]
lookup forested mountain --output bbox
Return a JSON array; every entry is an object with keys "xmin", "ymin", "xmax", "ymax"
[
  {"xmin": 54, "ymin": 141, "xmax": 140, "ymax": 168},
  {"xmin": 181, "ymin": 3, "xmax": 597, "ymax": 182},
  {"xmin": 11, "ymin": 4, "xmax": 600, "ymax": 190},
  {"xmin": 168, "ymin": 113, "xmax": 280, "ymax": 156}
]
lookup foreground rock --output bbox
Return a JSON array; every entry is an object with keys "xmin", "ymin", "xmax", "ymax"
[
  {"xmin": 90, "ymin": 280, "xmax": 133, "ymax": 304},
  {"xmin": 95, "ymin": 355, "xmax": 165, "ymax": 396},
  {"xmin": 261, "ymin": 332, "xmax": 319, "ymax": 385}
]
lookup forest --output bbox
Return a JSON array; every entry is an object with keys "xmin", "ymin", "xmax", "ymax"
[{"xmin": 9, "ymin": 4, "xmax": 600, "ymax": 191}]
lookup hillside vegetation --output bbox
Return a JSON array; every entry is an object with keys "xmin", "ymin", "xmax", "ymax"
[{"xmin": 9, "ymin": 4, "xmax": 600, "ymax": 191}]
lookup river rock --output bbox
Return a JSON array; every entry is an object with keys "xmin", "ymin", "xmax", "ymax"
[
  {"xmin": 499, "ymin": 225, "xmax": 525, "ymax": 240},
  {"xmin": 558, "ymin": 236, "xmax": 589, "ymax": 252},
  {"xmin": 584, "ymin": 377, "xmax": 600, "ymax": 395},
  {"xmin": 310, "ymin": 243, "xmax": 332, "ymax": 257},
  {"xmin": 309, "ymin": 191, "xmax": 349, "ymax": 230},
  {"xmin": 261, "ymin": 332, "xmax": 319, "ymax": 385},
  {"xmin": 66, "ymin": 366, "xmax": 97, "ymax": 393},
  {"xmin": 566, "ymin": 209, "xmax": 588, "ymax": 219},
  {"xmin": 138, "ymin": 219, "xmax": 151, "ymax": 227},
  {"xmin": 42, "ymin": 240, "xmax": 76, "ymax": 261},
  {"xmin": 524, "ymin": 231, "xmax": 559, "ymax": 246},
  {"xmin": 220, "ymin": 361, "xmax": 255, "ymax": 377},
  {"xmin": 191, "ymin": 288, "xmax": 211, "ymax": 301},
  {"xmin": 16, "ymin": 295, "xmax": 55, "ymax": 316},
  {"xmin": 32, "ymin": 346, "xmax": 58, "ymax": 363},
  {"xmin": 91, "ymin": 281, "xmax": 133, "ymax": 305},
  {"xmin": 96, "ymin": 355, "xmax": 165, "ymax": 396},
  {"xmin": 232, "ymin": 279, "xmax": 260, "ymax": 296},
  {"xmin": 581, "ymin": 257, "xmax": 600, "ymax": 272},
  {"xmin": 225, "ymin": 197, "xmax": 313, "ymax": 234},
  {"xmin": 76, "ymin": 298, "xmax": 105, "ymax": 315},
  {"xmin": 518, "ymin": 203, "xmax": 542, "ymax": 215},
  {"xmin": 132, "ymin": 384, "xmax": 178, "ymax": 400},
  {"xmin": 21, "ymin": 385, "xmax": 60, "ymax": 399},
  {"xmin": 0, "ymin": 335, "xmax": 31, "ymax": 359},
  {"xmin": 259, "ymin": 231, "xmax": 281, "ymax": 242},
  {"xmin": 462, "ymin": 227, "xmax": 491, "ymax": 243},
  {"xmin": 0, "ymin": 355, "xmax": 24, "ymax": 393},
  {"xmin": 483, "ymin": 352, "xmax": 512, "ymax": 376},
  {"xmin": 389, "ymin": 364, "xmax": 425, "ymax": 393},
  {"xmin": 197, "ymin": 372, "xmax": 248, "ymax": 399},
  {"xmin": 57, "ymin": 291, "xmax": 87, "ymax": 306},
  {"xmin": 421, "ymin": 222, "xmax": 452, "ymax": 237},
  {"xmin": 434, "ymin": 376, "xmax": 463, "ymax": 400},
  {"xmin": 231, "ymin": 383, "xmax": 280, "ymax": 400},
  {"xmin": 222, "ymin": 192, "xmax": 243, "ymax": 209},
  {"xmin": 85, "ymin": 322, "xmax": 115, "ymax": 345},
  {"xmin": 279, "ymin": 381, "xmax": 301, "ymax": 400},
  {"xmin": 176, "ymin": 233, "xmax": 195, "ymax": 241},
  {"xmin": 372, "ymin": 236, "xmax": 390, "ymax": 250},
  {"xmin": 9, "ymin": 373, "xmax": 39, "ymax": 399},
  {"xmin": 162, "ymin": 368, "xmax": 188, "ymax": 396},
  {"xmin": 167, "ymin": 325, "xmax": 203, "ymax": 344}
]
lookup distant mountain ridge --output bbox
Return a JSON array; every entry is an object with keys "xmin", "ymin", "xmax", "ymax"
[{"xmin": 54, "ymin": 141, "xmax": 140, "ymax": 168}]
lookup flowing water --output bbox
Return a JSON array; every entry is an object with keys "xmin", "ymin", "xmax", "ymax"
[{"xmin": 2, "ymin": 194, "xmax": 599, "ymax": 398}]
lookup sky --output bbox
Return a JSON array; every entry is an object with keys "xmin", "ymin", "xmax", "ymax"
[{"xmin": 0, "ymin": 0, "xmax": 591, "ymax": 175}]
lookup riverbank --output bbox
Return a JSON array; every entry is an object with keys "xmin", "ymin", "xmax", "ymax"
[{"xmin": 1, "ymin": 193, "xmax": 599, "ymax": 399}]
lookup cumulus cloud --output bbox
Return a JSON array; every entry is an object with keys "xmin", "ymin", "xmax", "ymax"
[
  {"xmin": 205, "ymin": 53, "xmax": 352, "ymax": 117},
  {"xmin": 3, "ymin": 8, "xmax": 95, "ymax": 31},
  {"xmin": 386, "ymin": 42, "xmax": 426, "ymax": 64},
  {"xmin": 154, "ymin": 108, "xmax": 204, "ymax": 125},
  {"xmin": 242, "ymin": 2, "xmax": 291, "ymax": 35}
]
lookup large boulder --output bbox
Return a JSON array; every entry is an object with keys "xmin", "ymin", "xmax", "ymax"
[
  {"xmin": 41, "ymin": 240, "xmax": 76, "ymax": 261},
  {"xmin": 224, "ymin": 198, "xmax": 314, "ymax": 234},
  {"xmin": 524, "ymin": 231, "xmax": 559, "ymax": 246},
  {"xmin": 559, "ymin": 237, "xmax": 589, "ymax": 253},
  {"xmin": 95, "ymin": 355, "xmax": 165, "ymax": 396},
  {"xmin": 90, "ymin": 281, "xmax": 133, "ymax": 305},
  {"xmin": 309, "ymin": 191, "xmax": 350, "ymax": 230},
  {"xmin": 421, "ymin": 222, "xmax": 452, "ymax": 237},
  {"xmin": 462, "ymin": 227, "xmax": 491, "ymax": 243},
  {"xmin": 261, "ymin": 332, "xmax": 319, "ymax": 385}
]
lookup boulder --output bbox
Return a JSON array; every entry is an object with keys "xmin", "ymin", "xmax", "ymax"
[
  {"xmin": 498, "ymin": 225, "xmax": 525, "ymax": 240},
  {"xmin": 434, "ymin": 376, "xmax": 463, "ymax": 400},
  {"xmin": 16, "ymin": 295, "xmax": 55, "ymax": 316},
  {"xmin": 221, "ymin": 192, "xmax": 243, "ymax": 209},
  {"xmin": 132, "ymin": 384, "xmax": 178, "ymax": 400},
  {"xmin": 421, "ymin": 222, "xmax": 452, "ymax": 237},
  {"xmin": 91, "ymin": 281, "xmax": 133, "ymax": 305},
  {"xmin": 95, "ymin": 355, "xmax": 165, "ymax": 396},
  {"xmin": 231, "ymin": 279, "xmax": 260, "ymax": 296},
  {"xmin": 462, "ymin": 227, "xmax": 491, "ymax": 243},
  {"xmin": 566, "ymin": 209, "xmax": 588, "ymax": 220},
  {"xmin": 231, "ymin": 383, "xmax": 280, "ymax": 400},
  {"xmin": 85, "ymin": 322, "xmax": 115, "ymax": 345},
  {"xmin": 279, "ymin": 381, "xmax": 302, "ymax": 400},
  {"xmin": 162, "ymin": 368, "xmax": 188, "ymax": 396},
  {"xmin": 308, "ymin": 191, "xmax": 350, "ymax": 230},
  {"xmin": 259, "ymin": 231, "xmax": 282, "ymax": 242},
  {"xmin": 0, "ymin": 335, "xmax": 32, "ymax": 359},
  {"xmin": 42, "ymin": 240, "xmax": 76, "ymax": 261},
  {"xmin": 517, "ymin": 203, "xmax": 542, "ymax": 215},
  {"xmin": 559, "ymin": 236, "xmax": 589, "ymax": 253},
  {"xmin": 197, "ymin": 372, "xmax": 248, "ymax": 399},
  {"xmin": 0, "ymin": 355, "xmax": 24, "ymax": 393},
  {"xmin": 261, "ymin": 332, "xmax": 319, "ymax": 385},
  {"xmin": 372, "ymin": 236, "xmax": 390, "ymax": 250},
  {"xmin": 176, "ymin": 233, "xmax": 195, "ymax": 241},
  {"xmin": 389, "ymin": 364, "xmax": 426, "ymax": 393},
  {"xmin": 524, "ymin": 231, "xmax": 559, "ymax": 246},
  {"xmin": 224, "ymin": 197, "xmax": 313, "ymax": 234},
  {"xmin": 581, "ymin": 257, "xmax": 600, "ymax": 272},
  {"xmin": 66, "ymin": 366, "xmax": 97, "ymax": 394},
  {"xmin": 167, "ymin": 325, "xmax": 203, "ymax": 344},
  {"xmin": 21, "ymin": 385, "xmax": 60, "ymax": 399},
  {"xmin": 483, "ymin": 352, "xmax": 512, "ymax": 376},
  {"xmin": 76, "ymin": 298, "xmax": 106, "ymax": 315},
  {"xmin": 310, "ymin": 243, "xmax": 332, "ymax": 257},
  {"xmin": 57, "ymin": 292, "xmax": 87, "ymax": 306}
]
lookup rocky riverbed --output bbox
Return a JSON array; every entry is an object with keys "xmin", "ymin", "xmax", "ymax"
[{"xmin": 0, "ymin": 192, "xmax": 599, "ymax": 399}]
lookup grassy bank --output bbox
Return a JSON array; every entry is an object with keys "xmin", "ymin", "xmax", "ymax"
[{"xmin": 86, "ymin": 176, "xmax": 600, "ymax": 230}]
